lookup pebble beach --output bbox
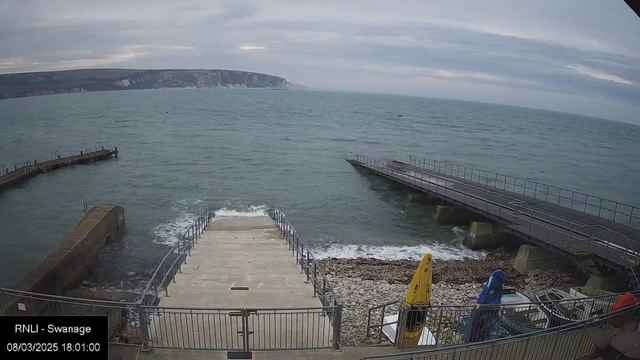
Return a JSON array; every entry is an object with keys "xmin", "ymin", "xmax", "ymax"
[{"xmin": 318, "ymin": 248, "xmax": 588, "ymax": 346}]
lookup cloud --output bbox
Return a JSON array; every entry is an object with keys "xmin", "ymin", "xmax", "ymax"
[
  {"xmin": 0, "ymin": 57, "xmax": 24, "ymax": 68},
  {"xmin": 566, "ymin": 65, "xmax": 634, "ymax": 85},
  {"xmin": 239, "ymin": 45, "xmax": 267, "ymax": 50}
]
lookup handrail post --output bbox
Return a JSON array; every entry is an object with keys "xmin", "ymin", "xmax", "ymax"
[
  {"xmin": 193, "ymin": 223, "xmax": 197, "ymax": 249},
  {"xmin": 306, "ymin": 249, "xmax": 310, "ymax": 283},
  {"xmin": 139, "ymin": 305, "xmax": 150, "ymax": 351},
  {"xmin": 312, "ymin": 261, "xmax": 317, "ymax": 297},
  {"xmin": 396, "ymin": 306, "xmax": 405, "ymax": 350},
  {"xmin": 333, "ymin": 305, "xmax": 342, "ymax": 351},
  {"xmin": 323, "ymin": 277, "xmax": 327, "ymax": 305},
  {"xmin": 188, "ymin": 228, "xmax": 192, "ymax": 256},
  {"xmin": 598, "ymin": 198, "xmax": 603, "ymax": 217},
  {"xmin": 434, "ymin": 307, "xmax": 443, "ymax": 348},
  {"xmin": 300, "ymin": 243, "xmax": 305, "ymax": 273}
]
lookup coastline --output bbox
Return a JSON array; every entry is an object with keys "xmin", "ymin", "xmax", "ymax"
[{"xmin": 319, "ymin": 248, "xmax": 588, "ymax": 346}]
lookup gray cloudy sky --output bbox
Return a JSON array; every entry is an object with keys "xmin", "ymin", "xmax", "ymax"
[{"xmin": 1, "ymin": 0, "xmax": 640, "ymax": 123}]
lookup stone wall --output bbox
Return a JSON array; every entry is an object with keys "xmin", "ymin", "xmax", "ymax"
[{"xmin": 13, "ymin": 205, "xmax": 125, "ymax": 295}]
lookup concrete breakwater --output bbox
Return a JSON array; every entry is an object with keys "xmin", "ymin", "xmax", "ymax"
[{"xmin": 13, "ymin": 204, "xmax": 125, "ymax": 295}]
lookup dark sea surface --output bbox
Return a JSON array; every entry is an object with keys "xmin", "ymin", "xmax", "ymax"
[{"xmin": 1, "ymin": 89, "xmax": 639, "ymax": 290}]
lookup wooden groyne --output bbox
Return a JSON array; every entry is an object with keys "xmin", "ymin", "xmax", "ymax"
[{"xmin": 0, "ymin": 147, "xmax": 118, "ymax": 193}]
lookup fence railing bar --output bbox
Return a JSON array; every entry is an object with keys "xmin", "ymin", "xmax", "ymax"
[{"xmin": 384, "ymin": 154, "xmax": 639, "ymax": 230}]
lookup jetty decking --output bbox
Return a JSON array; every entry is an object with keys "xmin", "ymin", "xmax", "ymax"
[
  {"xmin": 348, "ymin": 155, "xmax": 640, "ymax": 272},
  {"xmin": 0, "ymin": 148, "xmax": 118, "ymax": 193}
]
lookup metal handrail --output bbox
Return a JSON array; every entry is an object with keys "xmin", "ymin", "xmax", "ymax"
[
  {"xmin": 0, "ymin": 286, "xmax": 140, "ymax": 307},
  {"xmin": 272, "ymin": 207, "xmax": 341, "ymax": 307},
  {"xmin": 141, "ymin": 305, "xmax": 340, "ymax": 311},
  {"xmin": 408, "ymin": 155, "xmax": 639, "ymax": 228},
  {"xmin": 138, "ymin": 204, "xmax": 213, "ymax": 305}
]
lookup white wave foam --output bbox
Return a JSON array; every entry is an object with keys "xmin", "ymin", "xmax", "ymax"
[
  {"xmin": 153, "ymin": 211, "xmax": 197, "ymax": 246},
  {"xmin": 313, "ymin": 243, "xmax": 485, "ymax": 261},
  {"xmin": 173, "ymin": 198, "xmax": 205, "ymax": 208},
  {"xmin": 452, "ymin": 226, "xmax": 467, "ymax": 236},
  {"xmin": 214, "ymin": 204, "xmax": 268, "ymax": 218}
]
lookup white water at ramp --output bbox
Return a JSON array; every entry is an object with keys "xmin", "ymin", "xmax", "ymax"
[
  {"xmin": 214, "ymin": 204, "xmax": 269, "ymax": 218},
  {"xmin": 153, "ymin": 211, "xmax": 199, "ymax": 246},
  {"xmin": 153, "ymin": 198, "xmax": 212, "ymax": 246}
]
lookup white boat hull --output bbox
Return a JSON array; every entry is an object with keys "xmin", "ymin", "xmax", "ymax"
[{"xmin": 382, "ymin": 314, "xmax": 436, "ymax": 346}]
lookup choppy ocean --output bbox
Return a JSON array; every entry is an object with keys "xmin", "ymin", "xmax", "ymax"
[{"xmin": 1, "ymin": 89, "xmax": 639, "ymax": 291}]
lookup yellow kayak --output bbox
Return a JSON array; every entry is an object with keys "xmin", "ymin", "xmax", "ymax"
[{"xmin": 399, "ymin": 253, "xmax": 432, "ymax": 346}]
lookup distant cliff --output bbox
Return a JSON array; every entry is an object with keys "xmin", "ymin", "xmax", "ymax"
[{"xmin": 0, "ymin": 69, "xmax": 307, "ymax": 99}]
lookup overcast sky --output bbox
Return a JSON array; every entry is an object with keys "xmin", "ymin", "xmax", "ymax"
[{"xmin": 1, "ymin": 0, "xmax": 639, "ymax": 123}]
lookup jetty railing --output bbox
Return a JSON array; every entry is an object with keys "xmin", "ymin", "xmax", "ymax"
[
  {"xmin": 363, "ymin": 302, "xmax": 640, "ymax": 360},
  {"xmin": 366, "ymin": 290, "xmax": 638, "ymax": 349},
  {"xmin": 1, "ymin": 147, "xmax": 118, "ymax": 190},
  {"xmin": 407, "ymin": 155, "xmax": 640, "ymax": 229},
  {"xmin": 0, "ymin": 286, "xmax": 341, "ymax": 351},
  {"xmin": 352, "ymin": 155, "xmax": 639, "ymax": 271},
  {"xmin": 139, "ymin": 204, "xmax": 213, "ymax": 305}
]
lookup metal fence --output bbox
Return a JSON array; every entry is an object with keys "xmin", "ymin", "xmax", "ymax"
[
  {"xmin": 407, "ymin": 155, "xmax": 640, "ymax": 229},
  {"xmin": 367, "ymin": 291, "xmax": 637, "ymax": 349},
  {"xmin": 0, "ymin": 289, "xmax": 340, "ymax": 351},
  {"xmin": 0, "ymin": 287, "xmax": 144, "ymax": 345},
  {"xmin": 352, "ymin": 155, "xmax": 640, "ymax": 275},
  {"xmin": 139, "ymin": 204, "xmax": 213, "ymax": 305},
  {"xmin": 140, "ymin": 305, "xmax": 340, "ymax": 351},
  {"xmin": 363, "ymin": 302, "xmax": 640, "ymax": 360}
]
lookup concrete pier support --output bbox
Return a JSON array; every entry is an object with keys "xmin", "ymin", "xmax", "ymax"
[
  {"xmin": 513, "ymin": 244, "xmax": 565, "ymax": 274},
  {"xmin": 407, "ymin": 192, "xmax": 442, "ymax": 204},
  {"xmin": 463, "ymin": 222, "xmax": 518, "ymax": 250},
  {"xmin": 432, "ymin": 205, "xmax": 477, "ymax": 225},
  {"xmin": 585, "ymin": 274, "xmax": 627, "ymax": 293},
  {"xmin": 389, "ymin": 181, "xmax": 407, "ymax": 190}
]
